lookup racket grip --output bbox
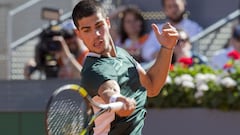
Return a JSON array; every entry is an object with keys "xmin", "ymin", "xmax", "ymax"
[{"xmin": 107, "ymin": 102, "xmax": 124, "ymax": 112}]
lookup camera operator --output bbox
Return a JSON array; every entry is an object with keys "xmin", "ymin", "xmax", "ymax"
[
  {"xmin": 24, "ymin": 21, "xmax": 88, "ymax": 79},
  {"xmin": 56, "ymin": 27, "xmax": 88, "ymax": 79}
]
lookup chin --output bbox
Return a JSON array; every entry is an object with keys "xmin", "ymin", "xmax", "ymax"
[
  {"xmin": 169, "ymin": 14, "xmax": 184, "ymax": 23},
  {"xmin": 93, "ymin": 49, "xmax": 105, "ymax": 55}
]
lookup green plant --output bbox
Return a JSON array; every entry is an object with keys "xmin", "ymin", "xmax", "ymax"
[{"xmin": 147, "ymin": 64, "xmax": 240, "ymax": 111}]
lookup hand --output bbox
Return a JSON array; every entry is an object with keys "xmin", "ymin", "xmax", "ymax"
[
  {"xmin": 52, "ymin": 36, "xmax": 67, "ymax": 48},
  {"xmin": 23, "ymin": 58, "xmax": 36, "ymax": 79},
  {"xmin": 152, "ymin": 22, "xmax": 179, "ymax": 49},
  {"xmin": 115, "ymin": 96, "xmax": 136, "ymax": 117},
  {"xmin": 53, "ymin": 36, "xmax": 71, "ymax": 56}
]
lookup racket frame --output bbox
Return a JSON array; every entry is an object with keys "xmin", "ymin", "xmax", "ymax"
[{"xmin": 45, "ymin": 84, "xmax": 123, "ymax": 135}]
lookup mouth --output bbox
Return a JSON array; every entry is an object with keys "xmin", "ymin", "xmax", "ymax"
[{"xmin": 94, "ymin": 39, "xmax": 104, "ymax": 48}]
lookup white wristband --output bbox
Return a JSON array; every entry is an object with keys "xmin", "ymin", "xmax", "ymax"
[
  {"xmin": 136, "ymin": 62, "xmax": 142, "ymax": 71},
  {"xmin": 109, "ymin": 94, "xmax": 120, "ymax": 103}
]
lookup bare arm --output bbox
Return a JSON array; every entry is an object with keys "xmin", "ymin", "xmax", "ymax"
[
  {"xmin": 53, "ymin": 36, "xmax": 83, "ymax": 72},
  {"xmin": 138, "ymin": 23, "xmax": 179, "ymax": 97},
  {"xmin": 98, "ymin": 80, "xmax": 136, "ymax": 117}
]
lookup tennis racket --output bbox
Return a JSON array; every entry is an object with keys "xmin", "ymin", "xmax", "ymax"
[{"xmin": 45, "ymin": 84, "xmax": 124, "ymax": 135}]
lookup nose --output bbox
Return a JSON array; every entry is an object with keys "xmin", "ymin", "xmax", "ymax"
[{"xmin": 95, "ymin": 30, "xmax": 100, "ymax": 37}]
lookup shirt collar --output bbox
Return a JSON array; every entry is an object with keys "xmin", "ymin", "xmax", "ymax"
[{"xmin": 87, "ymin": 52, "xmax": 101, "ymax": 58}]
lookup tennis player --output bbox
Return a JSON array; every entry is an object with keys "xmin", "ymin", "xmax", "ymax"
[{"xmin": 71, "ymin": 0, "xmax": 178, "ymax": 134}]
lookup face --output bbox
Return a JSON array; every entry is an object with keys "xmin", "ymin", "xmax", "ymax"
[
  {"xmin": 76, "ymin": 12, "xmax": 112, "ymax": 55},
  {"xmin": 123, "ymin": 12, "xmax": 142, "ymax": 37},
  {"xmin": 164, "ymin": 0, "xmax": 185, "ymax": 23}
]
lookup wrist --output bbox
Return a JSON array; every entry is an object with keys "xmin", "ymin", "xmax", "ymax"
[
  {"xmin": 161, "ymin": 45, "xmax": 174, "ymax": 50},
  {"xmin": 135, "ymin": 62, "xmax": 142, "ymax": 71},
  {"xmin": 109, "ymin": 94, "xmax": 121, "ymax": 103}
]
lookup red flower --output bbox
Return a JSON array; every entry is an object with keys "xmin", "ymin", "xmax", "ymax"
[
  {"xmin": 169, "ymin": 64, "xmax": 174, "ymax": 71},
  {"xmin": 223, "ymin": 63, "xmax": 233, "ymax": 69},
  {"xmin": 227, "ymin": 50, "xmax": 240, "ymax": 60},
  {"xmin": 178, "ymin": 57, "xmax": 193, "ymax": 67}
]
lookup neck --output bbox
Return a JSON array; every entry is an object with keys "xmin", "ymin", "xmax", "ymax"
[
  {"xmin": 128, "ymin": 34, "xmax": 139, "ymax": 41},
  {"xmin": 169, "ymin": 16, "xmax": 184, "ymax": 26}
]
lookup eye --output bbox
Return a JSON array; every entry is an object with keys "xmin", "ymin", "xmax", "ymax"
[
  {"xmin": 82, "ymin": 28, "xmax": 90, "ymax": 33},
  {"xmin": 96, "ymin": 23, "xmax": 104, "ymax": 29},
  {"xmin": 80, "ymin": 27, "xmax": 91, "ymax": 33}
]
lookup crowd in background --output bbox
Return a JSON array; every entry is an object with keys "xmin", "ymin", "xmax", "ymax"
[{"xmin": 24, "ymin": 0, "xmax": 240, "ymax": 80}]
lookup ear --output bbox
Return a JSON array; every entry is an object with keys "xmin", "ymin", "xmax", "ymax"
[
  {"xmin": 106, "ymin": 17, "xmax": 111, "ymax": 29},
  {"xmin": 75, "ymin": 29, "xmax": 82, "ymax": 39}
]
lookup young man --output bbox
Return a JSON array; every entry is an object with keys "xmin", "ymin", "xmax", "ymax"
[
  {"xmin": 71, "ymin": 0, "xmax": 178, "ymax": 134},
  {"xmin": 142, "ymin": 0, "xmax": 202, "ymax": 62}
]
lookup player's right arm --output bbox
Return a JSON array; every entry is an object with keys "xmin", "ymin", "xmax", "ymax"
[{"xmin": 98, "ymin": 80, "xmax": 136, "ymax": 117}]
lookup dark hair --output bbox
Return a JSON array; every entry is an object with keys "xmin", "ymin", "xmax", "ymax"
[
  {"xmin": 72, "ymin": 0, "xmax": 107, "ymax": 29},
  {"xmin": 119, "ymin": 6, "xmax": 146, "ymax": 44},
  {"xmin": 161, "ymin": 0, "xmax": 187, "ymax": 7}
]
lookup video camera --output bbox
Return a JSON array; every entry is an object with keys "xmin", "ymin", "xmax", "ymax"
[
  {"xmin": 34, "ymin": 7, "xmax": 64, "ymax": 78},
  {"xmin": 40, "ymin": 7, "xmax": 64, "ymax": 52},
  {"xmin": 40, "ymin": 25, "xmax": 63, "ymax": 52}
]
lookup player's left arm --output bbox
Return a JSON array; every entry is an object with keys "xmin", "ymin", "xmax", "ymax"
[{"xmin": 137, "ymin": 23, "xmax": 179, "ymax": 97}]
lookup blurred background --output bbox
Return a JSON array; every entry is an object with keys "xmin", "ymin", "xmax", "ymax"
[
  {"xmin": 1, "ymin": 0, "xmax": 240, "ymax": 134},
  {"xmin": 0, "ymin": 0, "xmax": 239, "ymax": 80}
]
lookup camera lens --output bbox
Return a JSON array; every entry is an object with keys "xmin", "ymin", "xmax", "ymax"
[{"xmin": 47, "ymin": 40, "xmax": 62, "ymax": 51}]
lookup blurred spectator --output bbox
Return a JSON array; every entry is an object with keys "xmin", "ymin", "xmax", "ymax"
[
  {"xmin": 172, "ymin": 29, "xmax": 207, "ymax": 66},
  {"xmin": 210, "ymin": 24, "xmax": 240, "ymax": 70},
  {"xmin": 141, "ymin": 28, "xmax": 206, "ymax": 70},
  {"xmin": 58, "ymin": 20, "xmax": 88, "ymax": 78},
  {"xmin": 115, "ymin": 6, "xmax": 148, "ymax": 62},
  {"xmin": 24, "ymin": 19, "xmax": 88, "ymax": 79},
  {"xmin": 108, "ymin": 6, "xmax": 127, "ymax": 43},
  {"xmin": 141, "ymin": 0, "xmax": 203, "ymax": 62}
]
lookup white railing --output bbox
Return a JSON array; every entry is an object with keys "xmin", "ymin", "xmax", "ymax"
[
  {"xmin": 191, "ymin": 9, "xmax": 240, "ymax": 43},
  {"xmin": 8, "ymin": 0, "xmax": 74, "ymax": 49}
]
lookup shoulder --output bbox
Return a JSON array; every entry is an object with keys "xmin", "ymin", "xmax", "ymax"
[
  {"xmin": 180, "ymin": 19, "xmax": 202, "ymax": 37},
  {"xmin": 212, "ymin": 47, "xmax": 233, "ymax": 58},
  {"xmin": 82, "ymin": 57, "xmax": 114, "ymax": 74},
  {"xmin": 209, "ymin": 47, "xmax": 234, "ymax": 69},
  {"xmin": 138, "ymin": 34, "xmax": 149, "ymax": 44},
  {"xmin": 210, "ymin": 47, "xmax": 233, "ymax": 63},
  {"xmin": 182, "ymin": 18, "xmax": 202, "ymax": 28},
  {"xmin": 81, "ymin": 57, "xmax": 118, "ymax": 96}
]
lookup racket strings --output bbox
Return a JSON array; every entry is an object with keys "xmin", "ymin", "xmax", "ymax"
[{"xmin": 47, "ymin": 98, "xmax": 86, "ymax": 135}]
